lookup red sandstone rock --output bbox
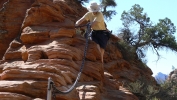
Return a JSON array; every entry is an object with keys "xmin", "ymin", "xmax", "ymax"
[{"xmin": 0, "ymin": 0, "xmax": 35, "ymax": 59}]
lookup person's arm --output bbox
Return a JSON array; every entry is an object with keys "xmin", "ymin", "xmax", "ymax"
[{"xmin": 75, "ymin": 17, "xmax": 86, "ymax": 26}]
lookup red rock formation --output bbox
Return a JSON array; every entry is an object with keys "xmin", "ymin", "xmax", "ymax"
[
  {"xmin": 0, "ymin": 0, "xmax": 157, "ymax": 100},
  {"xmin": 0, "ymin": 0, "xmax": 35, "ymax": 59},
  {"xmin": 0, "ymin": 0, "xmax": 7, "ymax": 8}
]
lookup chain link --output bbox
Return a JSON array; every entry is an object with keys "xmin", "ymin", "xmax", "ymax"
[
  {"xmin": 49, "ymin": 23, "xmax": 91, "ymax": 100},
  {"xmin": 51, "ymin": 83, "xmax": 56, "ymax": 99}
]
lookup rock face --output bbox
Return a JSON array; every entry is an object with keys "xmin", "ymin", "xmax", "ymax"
[
  {"xmin": 0, "ymin": 0, "xmax": 157, "ymax": 100},
  {"xmin": 0, "ymin": 0, "xmax": 7, "ymax": 8},
  {"xmin": 168, "ymin": 69, "xmax": 177, "ymax": 83},
  {"xmin": 0, "ymin": 0, "xmax": 35, "ymax": 59}
]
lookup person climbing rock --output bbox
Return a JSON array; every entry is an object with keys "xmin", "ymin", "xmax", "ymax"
[{"xmin": 75, "ymin": 1, "xmax": 110, "ymax": 63}]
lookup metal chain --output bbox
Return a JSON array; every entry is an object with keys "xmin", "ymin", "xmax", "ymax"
[
  {"xmin": 51, "ymin": 83, "xmax": 57, "ymax": 99},
  {"xmin": 50, "ymin": 23, "xmax": 91, "ymax": 99}
]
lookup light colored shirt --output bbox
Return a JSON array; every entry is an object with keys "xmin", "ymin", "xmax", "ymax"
[{"xmin": 82, "ymin": 12, "xmax": 106, "ymax": 30}]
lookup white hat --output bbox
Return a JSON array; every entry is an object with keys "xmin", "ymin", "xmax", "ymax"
[{"xmin": 87, "ymin": 2, "xmax": 101, "ymax": 12}]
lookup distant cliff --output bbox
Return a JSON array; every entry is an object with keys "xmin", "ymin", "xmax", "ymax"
[{"xmin": 154, "ymin": 72, "xmax": 168, "ymax": 84}]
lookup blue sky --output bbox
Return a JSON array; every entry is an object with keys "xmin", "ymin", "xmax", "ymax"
[{"xmin": 84, "ymin": 0, "xmax": 177, "ymax": 76}]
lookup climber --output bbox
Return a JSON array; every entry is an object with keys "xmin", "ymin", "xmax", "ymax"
[{"xmin": 75, "ymin": 1, "xmax": 110, "ymax": 63}]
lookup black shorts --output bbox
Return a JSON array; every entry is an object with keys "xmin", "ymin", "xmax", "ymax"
[{"xmin": 91, "ymin": 30, "xmax": 109, "ymax": 49}]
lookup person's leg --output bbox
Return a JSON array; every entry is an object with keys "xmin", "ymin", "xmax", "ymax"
[
  {"xmin": 92, "ymin": 31, "xmax": 107, "ymax": 62},
  {"xmin": 97, "ymin": 44, "xmax": 104, "ymax": 63},
  {"xmin": 100, "ymin": 48, "xmax": 104, "ymax": 63}
]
